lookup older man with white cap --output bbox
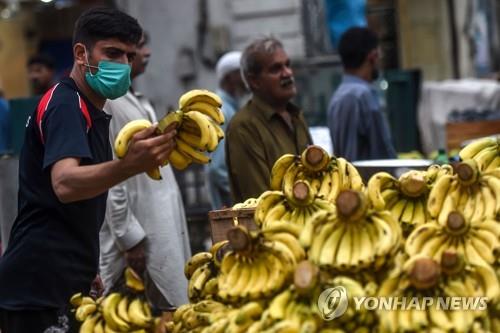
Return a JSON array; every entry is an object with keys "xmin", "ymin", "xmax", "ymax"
[{"xmin": 207, "ymin": 51, "xmax": 247, "ymax": 209}]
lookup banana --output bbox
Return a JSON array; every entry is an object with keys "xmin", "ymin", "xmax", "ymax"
[
  {"xmin": 427, "ymin": 174, "xmax": 455, "ymax": 217},
  {"xmin": 157, "ymin": 109, "xmax": 183, "ymax": 133},
  {"xmin": 255, "ymin": 191, "xmax": 285, "ymax": 226},
  {"xmin": 263, "ymin": 201, "xmax": 288, "ymax": 225},
  {"xmin": 70, "ymin": 292, "xmax": 83, "ymax": 307},
  {"xmin": 146, "ymin": 167, "xmax": 162, "ymax": 180},
  {"xmin": 168, "ymin": 148, "xmax": 192, "ymax": 170},
  {"xmin": 317, "ymin": 172, "xmax": 332, "ymax": 199},
  {"xmin": 270, "ymin": 232, "xmax": 306, "ymax": 261},
  {"xmin": 282, "ymin": 161, "xmax": 302, "ymax": 201},
  {"xmin": 474, "ymin": 145, "xmax": 498, "ymax": 171},
  {"xmin": 263, "ymin": 221, "xmax": 302, "ymax": 238},
  {"xmin": 179, "ymin": 89, "xmax": 223, "ymax": 110},
  {"xmin": 400, "ymin": 200, "xmax": 415, "ymax": 225},
  {"xmin": 182, "ymin": 111, "xmax": 212, "ymax": 149},
  {"xmin": 405, "ymin": 223, "xmax": 441, "ymax": 256},
  {"xmin": 270, "ymin": 154, "xmax": 297, "ymax": 190},
  {"xmin": 75, "ymin": 303, "xmax": 97, "ymax": 322},
  {"xmin": 102, "ymin": 293, "xmax": 130, "ymax": 332},
  {"xmin": 269, "ymin": 289, "xmax": 292, "ymax": 319},
  {"xmin": 235, "ymin": 302, "xmax": 263, "ymax": 325},
  {"xmin": 390, "ymin": 198, "xmax": 407, "ymax": 221},
  {"xmin": 176, "ymin": 137, "xmax": 211, "ymax": 164},
  {"xmin": 114, "ymin": 119, "xmax": 153, "ymax": 158},
  {"xmin": 185, "ymin": 101, "xmax": 225, "ymax": 125},
  {"xmin": 79, "ymin": 312, "xmax": 101, "ymax": 333},
  {"xmin": 483, "ymin": 175, "xmax": 500, "ymax": 216},
  {"xmin": 184, "ymin": 252, "xmax": 212, "ymax": 279},
  {"xmin": 116, "ymin": 295, "xmax": 130, "ymax": 324},
  {"xmin": 367, "ymin": 172, "xmax": 397, "ymax": 210},
  {"xmin": 125, "ymin": 266, "xmax": 145, "ymax": 292},
  {"xmin": 335, "ymin": 224, "xmax": 353, "ymax": 270},
  {"xmin": 228, "ymin": 262, "xmax": 252, "ymax": 299},
  {"xmin": 205, "ymin": 122, "xmax": 220, "ymax": 152},
  {"xmin": 459, "ymin": 136, "xmax": 497, "ymax": 160},
  {"xmin": 178, "ymin": 130, "xmax": 206, "ymax": 150},
  {"xmin": 318, "ymin": 223, "xmax": 347, "ymax": 267},
  {"xmin": 346, "ymin": 161, "xmax": 364, "ymax": 191},
  {"xmin": 128, "ymin": 298, "xmax": 153, "ymax": 328}
]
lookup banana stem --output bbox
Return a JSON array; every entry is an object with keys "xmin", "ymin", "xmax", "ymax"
[
  {"xmin": 409, "ymin": 258, "xmax": 441, "ymax": 290},
  {"xmin": 440, "ymin": 251, "xmax": 464, "ymax": 275},
  {"xmin": 227, "ymin": 226, "xmax": 252, "ymax": 253},
  {"xmin": 456, "ymin": 160, "xmax": 479, "ymax": 186},
  {"xmin": 293, "ymin": 181, "xmax": 310, "ymax": 201},
  {"xmin": 446, "ymin": 211, "xmax": 468, "ymax": 235},
  {"xmin": 336, "ymin": 190, "xmax": 367, "ymax": 220},
  {"xmin": 293, "ymin": 260, "xmax": 319, "ymax": 295},
  {"xmin": 399, "ymin": 175, "xmax": 427, "ymax": 197},
  {"xmin": 304, "ymin": 146, "xmax": 325, "ymax": 166}
]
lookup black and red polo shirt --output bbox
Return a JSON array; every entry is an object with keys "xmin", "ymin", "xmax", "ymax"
[{"xmin": 0, "ymin": 77, "xmax": 112, "ymax": 310}]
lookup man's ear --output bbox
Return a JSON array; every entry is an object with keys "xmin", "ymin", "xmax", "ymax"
[
  {"xmin": 246, "ymin": 73, "xmax": 259, "ymax": 91},
  {"xmin": 367, "ymin": 49, "xmax": 379, "ymax": 64},
  {"xmin": 74, "ymin": 43, "xmax": 87, "ymax": 66}
]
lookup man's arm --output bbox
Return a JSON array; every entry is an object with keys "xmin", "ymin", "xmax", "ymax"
[
  {"xmin": 51, "ymin": 124, "xmax": 176, "ymax": 203},
  {"xmin": 226, "ymin": 125, "xmax": 269, "ymax": 202},
  {"xmin": 328, "ymin": 95, "xmax": 361, "ymax": 161}
]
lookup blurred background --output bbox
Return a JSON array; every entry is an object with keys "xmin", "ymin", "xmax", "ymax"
[{"xmin": 1, "ymin": 0, "xmax": 500, "ymax": 251}]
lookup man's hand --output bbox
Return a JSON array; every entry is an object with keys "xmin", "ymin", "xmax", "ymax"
[
  {"xmin": 125, "ymin": 240, "xmax": 146, "ymax": 275},
  {"xmin": 122, "ymin": 122, "xmax": 177, "ymax": 176},
  {"xmin": 90, "ymin": 274, "xmax": 104, "ymax": 299}
]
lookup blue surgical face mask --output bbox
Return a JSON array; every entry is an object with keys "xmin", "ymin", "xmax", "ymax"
[{"xmin": 84, "ymin": 51, "xmax": 131, "ymax": 100}]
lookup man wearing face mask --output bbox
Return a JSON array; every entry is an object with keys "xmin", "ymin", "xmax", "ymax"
[
  {"xmin": 207, "ymin": 51, "xmax": 247, "ymax": 209},
  {"xmin": 327, "ymin": 27, "xmax": 396, "ymax": 161},
  {"xmin": 99, "ymin": 32, "xmax": 191, "ymax": 311},
  {"xmin": 0, "ymin": 8, "xmax": 177, "ymax": 332},
  {"xmin": 225, "ymin": 37, "xmax": 312, "ymax": 203}
]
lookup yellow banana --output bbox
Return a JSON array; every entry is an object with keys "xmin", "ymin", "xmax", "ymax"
[
  {"xmin": 185, "ymin": 101, "xmax": 225, "ymax": 124},
  {"xmin": 114, "ymin": 119, "xmax": 152, "ymax": 158},
  {"xmin": 128, "ymin": 298, "xmax": 153, "ymax": 328},
  {"xmin": 367, "ymin": 172, "xmax": 397, "ymax": 210},
  {"xmin": 157, "ymin": 109, "xmax": 183, "ymax": 133},
  {"xmin": 184, "ymin": 252, "xmax": 212, "ymax": 279},
  {"xmin": 459, "ymin": 136, "xmax": 497, "ymax": 160},
  {"xmin": 75, "ymin": 303, "xmax": 97, "ymax": 322},
  {"xmin": 427, "ymin": 174, "xmax": 455, "ymax": 217},
  {"xmin": 116, "ymin": 295, "xmax": 130, "ymax": 323},
  {"xmin": 125, "ymin": 267, "xmax": 145, "ymax": 292},
  {"xmin": 168, "ymin": 148, "xmax": 192, "ymax": 170},
  {"xmin": 178, "ymin": 130, "xmax": 205, "ymax": 150},
  {"xmin": 176, "ymin": 137, "xmax": 211, "ymax": 164},
  {"xmin": 146, "ymin": 167, "xmax": 162, "ymax": 181},
  {"xmin": 79, "ymin": 312, "xmax": 101, "ymax": 333},
  {"xmin": 102, "ymin": 293, "xmax": 130, "ymax": 332},
  {"xmin": 182, "ymin": 111, "xmax": 212, "ymax": 149},
  {"xmin": 205, "ymin": 122, "xmax": 220, "ymax": 152},
  {"xmin": 269, "ymin": 154, "xmax": 297, "ymax": 190},
  {"xmin": 179, "ymin": 89, "xmax": 222, "ymax": 109}
]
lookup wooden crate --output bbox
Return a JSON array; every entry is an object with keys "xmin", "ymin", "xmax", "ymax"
[
  {"xmin": 446, "ymin": 120, "xmax": 500, "ymax": 150},
  {"xmin": 208, "ymin": 208, "xmax": 257, "ymax": 244}
]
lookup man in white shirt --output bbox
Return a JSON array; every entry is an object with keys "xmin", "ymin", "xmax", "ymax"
[{"xmin": 99, "ymin": 33, "xmax": 191, "ymax": 310}]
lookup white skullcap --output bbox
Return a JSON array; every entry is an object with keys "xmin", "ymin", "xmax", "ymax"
[{"xmin": 216, "ymin": 51, "xmax": 242, "ymax": 82}]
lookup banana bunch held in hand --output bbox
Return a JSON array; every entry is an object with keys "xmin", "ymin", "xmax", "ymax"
[{"xmin": 113, "ymin": 89, "xmax": 224, "ymax": 180}]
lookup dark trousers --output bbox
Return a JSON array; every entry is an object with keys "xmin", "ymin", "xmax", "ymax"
[{"xmin": 0, "ymin": 308, "xmax": 78, "ymax": 333}]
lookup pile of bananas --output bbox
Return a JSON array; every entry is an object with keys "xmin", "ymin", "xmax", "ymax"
[
  {"xmin": 167, "ymin": 137, "xmax": 500, "ymax": 333},
  {"xmin": 231, "ymin": 197, "xmax": 259, "ymax": 209},
  {"xmin": 459, "ymin": 136, "xmax": 500, "ymax": 172},
  {"xmin": 71, "ymin": 268, "xmax": 162, "ymax": 332},
  {"xmin": 114, "ymin": 89, "xmax": 224, "ymax": 179}
]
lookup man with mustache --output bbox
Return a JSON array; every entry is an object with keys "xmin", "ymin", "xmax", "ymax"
[
  {"xmin": 327, "ymin": 27, "xmax": 396, "ymax": 161},
  {"xmin": 225, "ymin": 37, "xmax": 312, "ymax": 203}
]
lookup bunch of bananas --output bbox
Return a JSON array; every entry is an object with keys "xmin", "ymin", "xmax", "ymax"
[
  {"xmin": 269, "ymin": 145, "xmax": 364, "ymax": 203},
  {"xmin": 217, "ymin": 225, "xmax": 304, "ymax": 303},
  {"xmin": 71, "ymin": 268, "xmax": 161, "ymax": 332},
  {"xmin": 368, "ymin": 169, "xmax": 437, "ymax": 235},
  {"xmin": 309, "ymin": 190, "xmax": 402, "ymax": 272},
  {"xmin": 459, "ymin": 136, "xmax": 500, "ymax": 172},
  {"xmin": 377, "ymin": 254, "xmax": 494, "ymax": 332},
  {"xmin": 427, "ymin": 159, "xmax": 500, "ymax": 224},
  {"xmin": 113, "ymin": 89, "xmax": 224, "ymax": 179},
  {"xmin": 165, "ymin": 300, "xmax": 231, "ymax": 332},
  {"xmin": 405, "ymin": 210, "xmax": 500, "ymax": 266}
]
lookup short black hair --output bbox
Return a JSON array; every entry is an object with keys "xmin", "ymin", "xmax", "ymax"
[
  {"xmin": 72, "ymin": 7, "xmax": 142, "ymax": 49},
  {"xmin": 27, "ymin": 54, "xmax": 55, "ymax": 70},
  {"xmin": 338, "ymin": 27, "xmax": 379, "ymax": 69}
]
